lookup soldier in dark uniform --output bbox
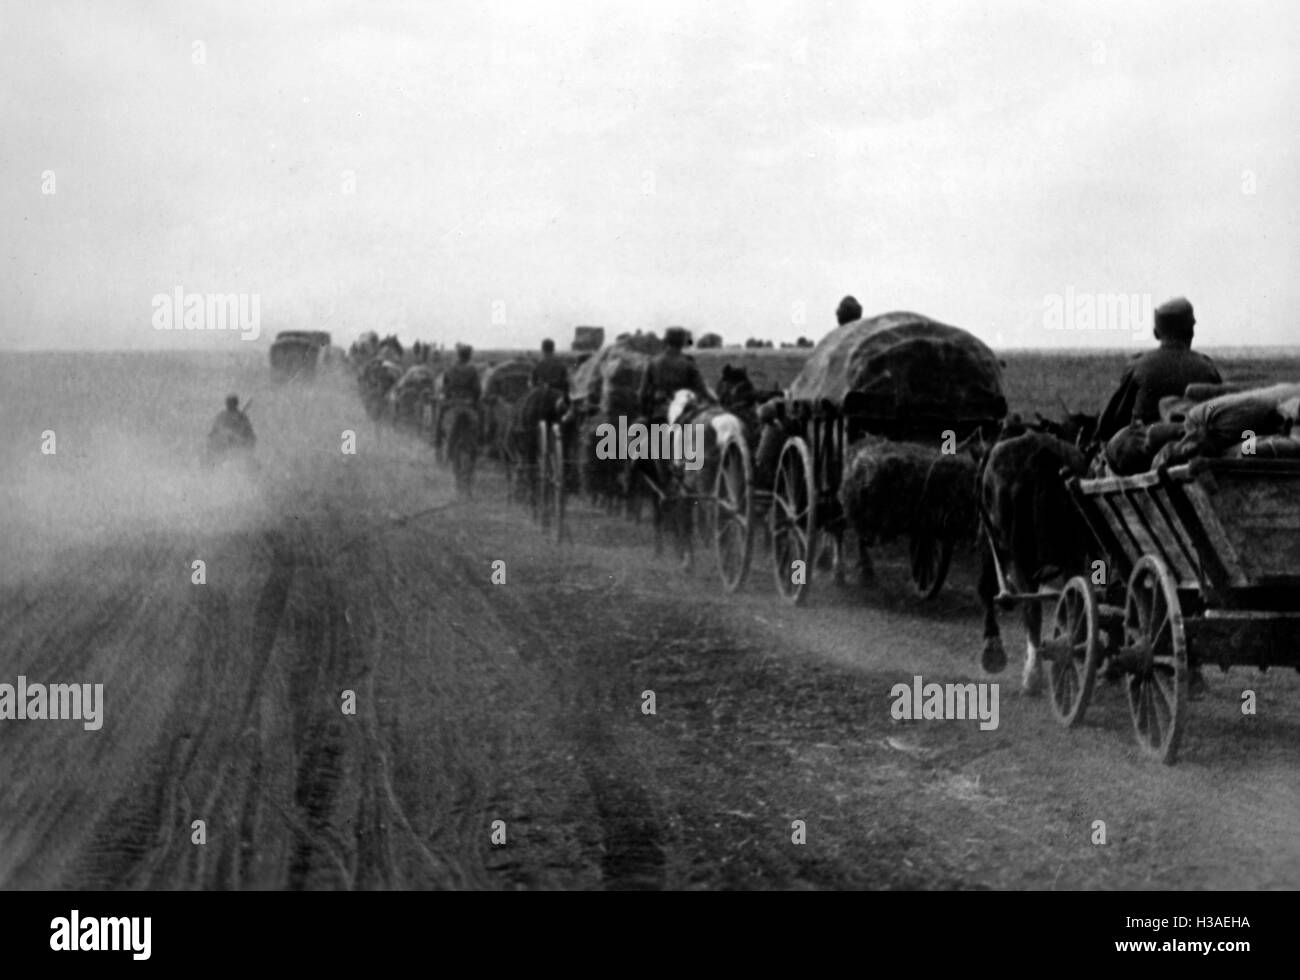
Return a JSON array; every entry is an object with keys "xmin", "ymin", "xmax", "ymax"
[
  {"xmin": 442, "ymin": 344, "xmax": 482, "ymax": 403},
  {"xmin": 439, "ymin": 344, "xmax": 482, "ymax": 458},
  {"xmin": 1097, "ymin": 297, "xmax": 1222, "ymax": 442},
  {"xmin": 208, "ymin": 394, "xmax": 256, "ymax": 453},
  {"xmin": 638, "ymin": 327, "xmax": 710, "ymax": 423},
  {"xmin": 836, "ymin": 295, "xmax": 863, "ymax": 326},
  {"xmin": 531, "ymin": 338, "xmax": 569, "ymax": 394}
]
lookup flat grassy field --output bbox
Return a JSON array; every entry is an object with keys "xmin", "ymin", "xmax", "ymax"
[{"xmin": 483, "ymin": 345, "xmax": 1300, "ymax": 421}]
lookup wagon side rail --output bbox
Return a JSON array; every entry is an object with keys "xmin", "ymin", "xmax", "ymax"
[{"xmin": 1071, "ymin": 459, "xmax": 1300, "ymax": 613}]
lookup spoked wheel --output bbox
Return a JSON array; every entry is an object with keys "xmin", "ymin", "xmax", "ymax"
[
  {"xmin": 550, "ymin": 422, "xmax": 567, "ymax": 544},
  {"xmin": 713, "ymin": 438, "xmax": 754, "ymax": 593},
  {"xmin": 770, "ymin": 437, "xmax": 816, "ymax": 605},
  {"xmin": 909, "ymin": 533, "xmax": 953, "ymax": 599},
  {"xmin": 1044, "ymin": 576, "xmax": 1101, "ymax": 727},
  {"xmin": 1121, "ymin": 555, "xmax": 1188, "ymax": 764},
  {"xmin": 418, "ymin": 395, "xmax": 436, "ymax": 446},
  {"xmin": 538, "ymin": 421, "xmax": 553, "ymax": 531}
]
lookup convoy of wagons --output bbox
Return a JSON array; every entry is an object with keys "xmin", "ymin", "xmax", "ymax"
[{"xmin": 315, "ymin": 316, "xmax": 1300, "ymax": 765}]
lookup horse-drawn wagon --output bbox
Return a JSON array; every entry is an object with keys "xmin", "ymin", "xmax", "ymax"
[
  {"xmin": 712, "ymin": 312, "xmax": 1007, "ymax": 603},
  {"xmin": 1026, "ymin": 458, "xmax": 1300, "ymax": 763}
]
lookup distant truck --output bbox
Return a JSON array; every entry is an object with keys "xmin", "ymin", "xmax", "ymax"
[
  {"xmin": 270, "ymin": 330, "xmax": 332, "ymax": 382},
  {"xmin": 572, "ymin": 326, "xmax": 605, "ymax": 352}
]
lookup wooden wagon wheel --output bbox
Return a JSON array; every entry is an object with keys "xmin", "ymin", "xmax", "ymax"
[
  {"xmin": 1121, "ymin": 555, "xmax": 1188, "ymax": 764},
  {"xmin": 770, "ymin": 436, "xmax": 816, "ymax": 605},
  {"xmin": 908, "ymin": 533, "xmax": 954, "ymax": 600},
  {"xmin": 418, "ymin": 393, "xmax": 436, "ymax": 446},
  {"xmin": 501, "ymin": 436, "xmax": 515, "ymax": 502},
  {"xmin": 551, "ymin": 422, "xmax": 567, "ymax": 544},
  {"xmin": 536, "ymin": 420, "xmax": 552, "ymax": 529},
  {"xmin": 713, "ymin": 437, "xmax": 754, "ymax": 593},
  {"xmin": 1044, "ymin": 576, "xmax": 1101, "ymax": 728}
]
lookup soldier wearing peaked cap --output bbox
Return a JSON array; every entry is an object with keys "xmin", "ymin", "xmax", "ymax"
[
  {"xmin": 1096, "ymin": 296, "xmax": 1222, "ymax": 442},
  {"xmin": 531, "ymin": 338, "xmax": 569, "ymax": 394},
  {"xmin": 639, "ymin": 327, "xmax": 710, "ymax": 423}
]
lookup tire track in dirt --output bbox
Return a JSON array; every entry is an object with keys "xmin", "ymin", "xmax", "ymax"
[
  {"xmin": 448, "ymin": 544, "xmax": 667, "ymax": 891},
  {"xmin": 57, "ymin": 527, "xmax": 300, "ymax": 889}
]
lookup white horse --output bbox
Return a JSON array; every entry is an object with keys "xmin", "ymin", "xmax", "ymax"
[{"xmin": 656, "ymin": 389, "xmax": 745, "ymax": 569}]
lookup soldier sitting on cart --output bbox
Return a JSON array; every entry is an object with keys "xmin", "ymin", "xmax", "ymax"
[
  {"xmin": 835, "ymin": 294, "xmax": 863, "ymax": 327},
  {"xmin": 751, "ymin": 296, "xmax": 862, "ymax": 486},
  {"xmin": 1097, "ymin": 297, "xmax": 1222, "ymax": 473}
]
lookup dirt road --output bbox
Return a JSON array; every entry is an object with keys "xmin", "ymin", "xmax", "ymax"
[{"xmin": 2, "ymin": 357, "xmax": 1298, "ymax": 890}]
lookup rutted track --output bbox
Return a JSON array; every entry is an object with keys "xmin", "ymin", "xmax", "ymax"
[{"xmin": 2, "ymin": 364, "xmax": 1299, "ymax": 890}]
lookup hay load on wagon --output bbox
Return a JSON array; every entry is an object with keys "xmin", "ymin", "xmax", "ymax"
[
  {"xmin": 569, "ymin": 343, "xmax": 654, "ymax": 417},
  {"xmin": 838, "ymin": 435, "xmax": 978, "ymax": 544}
]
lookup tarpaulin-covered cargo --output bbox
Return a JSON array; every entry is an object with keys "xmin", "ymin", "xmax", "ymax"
[
  {"xmin": 788, "ymin": 311, "xmax": 1007, "ymax": 425},
  {"xmin": 392, "ymin": 364, "xmax": 437, "ymax": 395},
  {"xmin": 482, "ymin": 359, "xmax": 534, "ymax": 403},
  {"xmin": 570, "ymin": 344, "xmax": 653, "ymax": 417}
]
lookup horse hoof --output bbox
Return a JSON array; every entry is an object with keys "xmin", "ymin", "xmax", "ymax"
[{"xmin": 980, "ymin": 639, "xmax": 1007, "ymax": 675}]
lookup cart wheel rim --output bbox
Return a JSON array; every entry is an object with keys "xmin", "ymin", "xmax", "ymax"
[
  {"xmin": 1045, "ymin": 576, "xmax": 1101, "ymax": 728},
  {"xmin": 1122, "ymin": 555, "xmax": 1187, "ymax": 764},
  {"xmin": 713, "ymin": 439, "xmax": 754, "ymax": 592},
  {"xmin": 770, "ymin": 437, "xmax": 815, "ymax": 605},
  {"xmin": 552, "ymin": 423, "xmax": 566, "ymax": 543},
  {"xmin": 537, "ymin": 422, "xmax": 552, "ymax": 529}
]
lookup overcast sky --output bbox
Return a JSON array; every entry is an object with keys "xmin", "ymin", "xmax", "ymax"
[{"xmin": 2, "ymin": 0, "xmax": 1297, "ymax": 351}]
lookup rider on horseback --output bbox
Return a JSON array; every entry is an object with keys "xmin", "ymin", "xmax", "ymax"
[
  {"xmin": 208, "ymin": 394, "xmax": 256, "ymax": 454},
  {"xmin": 638, "ymin": 327, "xmax": 710, "ymax": 425},
  {"xmin": 443, "ymin": 344, "xmax": 481, "ymax": 401},
  {"xmin": 531, "ymin": 338, "xmax": 570, "ymax": 395},
  {"xmin": 440, "ymin": 345, "xmax": 482, "ymax": 487}
]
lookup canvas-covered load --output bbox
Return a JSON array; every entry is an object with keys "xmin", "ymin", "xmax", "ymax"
[
  {"xmin": 570, "ymin": 344, "xmax": 653, "ymax": 417},
  {"xmin": 570, "ymin": 350, "xmax": 603, "ymax": 406},
  {"xmin": 483, "ymin": 359, "xmax": 534, "ymax": 403},
  {"xmin": 788, "ymin": 311, "xmax": 1007, "ymax": 426},
  {"xmin": 393, "ymin": 364, "xmax": 437, "ymax": 395}
]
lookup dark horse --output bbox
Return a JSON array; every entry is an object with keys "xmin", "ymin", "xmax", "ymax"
[
  {"xmin": 508, "ymin": 384, "xmax": 575, "ymax": 512},
  {"xmin": 974, "ymin": 411, "xmax": 1099, "ymax": 693},
  {"xmin": 442, "ymin": 400, "xmax": 480, "ymax": 497}
]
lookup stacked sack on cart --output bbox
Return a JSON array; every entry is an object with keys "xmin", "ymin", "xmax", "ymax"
[{"xmin": 1103, "ymin": 381, "xmax": 1300, "ymax": 475}]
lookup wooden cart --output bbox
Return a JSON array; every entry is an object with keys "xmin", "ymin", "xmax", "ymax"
[{"xmin": 1039, "ymin": 458, "xmax": 1300, "ymax": 764}]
